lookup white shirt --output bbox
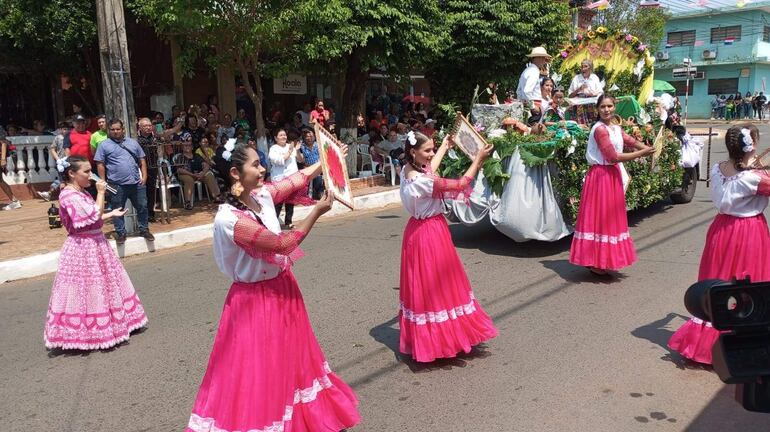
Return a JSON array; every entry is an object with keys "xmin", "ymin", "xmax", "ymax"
[
  {"xmin": 568, "ymin": 73, "xmax": 603, "ymax": 97},
  {"xmin": 268, "ymin": 143, "xmax": 298, "ymax": 181},
  {"xmin": 586, "ymin": 123, "xmax": 623, "ymax": 166},
  {"xmin": 710, "ymin": 164, "xmax": 769, "ymax": 217},
  {"xmin": 297, "ymin": 110, "xmax": 310, "ymax": 127},
  {"xmin": 400, "ymin": 171, "xmax": 444, "ymax": 219},
  {"xmin": 213, "ymin": 190, "xmax": 284, "ymax": 283},
  {"xmin": 516, "ymin": 64, "xmax": 542, "ymax": 102},
  {"xmin": 379, "ymin": 139, "xmax": 403, "ymax": 153}
]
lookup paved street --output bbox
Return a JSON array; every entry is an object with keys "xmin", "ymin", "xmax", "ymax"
[{"xmin": 3, "ymin": 124, "xmax": 770, "ymax": 431}]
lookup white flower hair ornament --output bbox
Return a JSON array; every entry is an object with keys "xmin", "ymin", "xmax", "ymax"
[
  {"xmin": 222, "ymin": 139, "xmax": 236, "ymax": 162},
  {"xmin": 406, "ymin": 131, "xmax": 417, "ymax": 146},
  {"xmin": 741, "ymin": 128, "xmax": 754, "ymax": 153},
  {"xmin": 56, "ymin": 157, "xmax": 70, "ymax": 173}
]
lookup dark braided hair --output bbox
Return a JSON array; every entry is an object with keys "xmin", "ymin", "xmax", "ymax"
[
  {"xmin": 404, "ymin": 131, "xmax": 432, "ymax": 172},
  {"xmin": 61, "ymin": 155, "xmax": 89, "ymax": 184},
  {"xmin": 210, "ymin": 144, "xmax": 255, "ymax": 214},
  {"xmin": 725, "ymin": 124, "xmax": 759, "ymax": 171}
]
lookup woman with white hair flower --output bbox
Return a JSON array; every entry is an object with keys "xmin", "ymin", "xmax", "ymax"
[
  {"xmin": 669, "ymin": 125, "xmax": 770, "ymax": 365},
  {"xmin": 44, "ymin": 155, "xmax": 147, "ymax": 350},
  {"xmin": 397, "ymin": 131, "xmax": 498, "ymax": 363}
]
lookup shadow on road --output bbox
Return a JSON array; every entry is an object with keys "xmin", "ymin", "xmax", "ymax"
[
  {"xmin": 448, "ymin": 221, "xmax": 572, "ymax": 258},
  {"xmin": 684, "ymin": 385, "xmax": 770, "ymax": 431},
  {"xmin": 368, "ymin": 316, "xmax": 493, "ymax": 373},
  {"xmin": 369, "ymin": 316, "xmax": 400, "ymax": 361},
  {"xmin": 630, "ymin": 313, "xmax": 711, "ymax": 370},
  {"xmin": 540, "ymin": 259, "xmax": 628, "ymax": 284},
  {"xmin": 627, "ymin": 200, "xmax": 675, "ymax": 228}
]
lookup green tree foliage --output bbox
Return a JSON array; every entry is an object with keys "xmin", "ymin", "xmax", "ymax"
[
  {"xmin": 301, "ymin": 0, "xmax": 448, "ymax": 130},
  {"xmin": 129, "ymin": 0, "xmax": 317, "ymax": 138},
  {"xmin": 0, "ymin": 0, "xmax": 102, "ymax": 112},
  {"xmin": 426, "ymin": 0, "xmax": 571, "ymax": 108},
  {"xmin": 594, "ymin": 0, "xmax": 671, "ymax": 48}
]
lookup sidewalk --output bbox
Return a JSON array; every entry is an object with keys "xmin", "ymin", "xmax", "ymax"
[
  {"xmin": 0, "ymin": 199, "xmax": 218, "ymax": 262},
  {"xmin": 0, "ymin": 181, "xmax": 401, "ymax": 283}
]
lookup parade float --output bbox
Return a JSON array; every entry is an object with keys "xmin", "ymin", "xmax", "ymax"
[{"xmin": 442, "ymin": 27, "xmax": 700, "ymax": 242}]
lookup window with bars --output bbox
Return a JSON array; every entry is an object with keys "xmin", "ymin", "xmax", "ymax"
[
  {"xmin": 671, "ymin": 81, "xmax": 694, "ymax": 96},
  {"xmin": 711, "ymin": 25, "xmax": 741, "ymax": 43},
  {"xmin": 764, "ymin": 26, "xmax": 770, "ymax": 42},
  {"xmin": 708, "ymin": 78, "xmax": 739, "ymax": 95},
  {"xmin": 667, "ymin": 30, "xmax": 696, "ymax": 47}
]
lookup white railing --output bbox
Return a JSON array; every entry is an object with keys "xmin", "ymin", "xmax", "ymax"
[{"xmin": 2, "ymin": 136, "xmax": 57, "ymax": 185}]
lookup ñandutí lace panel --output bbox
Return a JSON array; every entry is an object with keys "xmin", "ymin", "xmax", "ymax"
[
  {"xmin": 430, "ymin": 174, "xmax": 473, "ymax": 202},
  {"xmin": 263, "ymin": 171, "xmax": 315, "ymax": 206},
  {"xmin": 232, "ymin": 212, "xmax": 306, "ymax": 269}
]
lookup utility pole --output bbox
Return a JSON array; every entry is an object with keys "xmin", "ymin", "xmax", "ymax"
[{"xmin": 95, "ymin": 0, "xmax": 137, "ymax": 138}]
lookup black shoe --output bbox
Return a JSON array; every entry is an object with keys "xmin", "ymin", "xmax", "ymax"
[
  {"xmin": 139, "ymin": 230, "xmax": 155, "ymax": 241},
  {"xmin": 115, "ymin": 232, "xmax": 127, "ymax": 245}
]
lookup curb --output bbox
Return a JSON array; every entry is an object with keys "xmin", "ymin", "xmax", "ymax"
[{"xmin": 0, "ymin": 188, "xmax": 401, "ymax": 284}]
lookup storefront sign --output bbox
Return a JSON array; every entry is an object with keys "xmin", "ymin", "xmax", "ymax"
[{"xmin": 274, "ymin": 74, "xmax": 307, "ymax": 94}]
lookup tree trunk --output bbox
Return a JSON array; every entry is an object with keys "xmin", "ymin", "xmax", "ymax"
[
  {"xmin": 235, "ymin": 56, "xmax": 266, "ymax": 140},
  {"xmin": 83, "ymin": 47, "xmax": 104, "ymax": 114},
  {"xmin": 95, "ymin": 0, "xmax": 137, "ymax": 137},
  {"xmin": 252, "ymin": 72, "xmax": 266, "ymax": 140},
  {"xmin": 339, "ymin": 49, "xmax": 368, "ymax": 131}
]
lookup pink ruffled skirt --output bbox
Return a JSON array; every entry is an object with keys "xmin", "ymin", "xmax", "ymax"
[
  {"xmin": 186, "ymin": 271, "xmax": 360, "ymax": 432},
  {"xmin": 44, "ymin": 231, "xmax": 147, "ymax": 350},
  {"xmin": 569, "ymin": 164, "xmax": 637, "ymax": 270},
  {"xmin": 668, "ymin": 214, "xmax": 770, "ymax": 364},
  {"xmin": 399, "ymin": 215, "xmax": 498, "ymax": 363}
]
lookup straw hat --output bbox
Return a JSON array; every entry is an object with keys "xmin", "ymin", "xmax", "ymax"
[{"xmin": 526, "ymin": 46, "xmax": 552, "ymax": 59}]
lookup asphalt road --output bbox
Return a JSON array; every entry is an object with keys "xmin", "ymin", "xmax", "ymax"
[{"xmin": 3, "ymin": 125, "xmax": 770, "ymax": 431}]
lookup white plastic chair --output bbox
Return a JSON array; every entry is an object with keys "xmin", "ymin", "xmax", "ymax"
[
  {"xmin": 191, "ymin": 180, "xmax": 212, "ymax": 207},
  {"xmin": 357, "ymin": 143, "xmax": 374, "ymax": 174},
  {"xmin": 381, "ymin": 154, "xmax": 397, "ymax": 186},
  {"xmin": 156, "ymin": 160, "xmax": 185, "ymax": 207}
]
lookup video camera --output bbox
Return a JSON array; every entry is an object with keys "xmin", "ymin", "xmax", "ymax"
[{"xmin": 685, "ymin": 278, "xmax": 770, "ymax": 412}]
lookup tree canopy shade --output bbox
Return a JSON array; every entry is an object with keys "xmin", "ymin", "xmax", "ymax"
[
  {"xmin": 129, "ymin": 0, "xmax": 318, "ymax": 139},
  {"xmin": 300, "ymin": 0, "xmax": 448, "ymax": 130},
  {"xmin": 426, "ymin": 0, "xmax": 571, "ymax": 108},
  {"xmin": 0, "ymin": 0, "xmax": 102, "ymax": 113},
  {"xmin": 594, "ymin": 0, "xmax": 671, "ymax": 49}
]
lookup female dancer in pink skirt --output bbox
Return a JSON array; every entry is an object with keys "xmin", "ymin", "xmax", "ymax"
[
  {"xmin": 44, "ymin": 156, "xmax": 147, "ymax": 350},
  {"xmin": 569, "ymin": 94, "xmax": 654, "ymax": 275},
  {"xmin": 668, "ymin": 125, "xmax": 770, "ymax": 364},
  {"xmin": 186, "ymin": 144, "xmax": 359, "ymax": 432},
  {"xmin": 399, "ymin": 131, "xmax": 498, "ymax": 363}
]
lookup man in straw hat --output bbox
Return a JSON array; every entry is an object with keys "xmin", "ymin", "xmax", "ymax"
[{"xmin": 516, "ymin": 46, "xmax": 552, "ymax": 106}]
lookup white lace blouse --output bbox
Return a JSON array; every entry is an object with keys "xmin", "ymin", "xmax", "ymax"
[
  {"xmin": 710, "ymin": 163, "xmax": 770, "ymax": 217},
  {"xmin": 213, "ymin": 172, "xmax": 311, "ymax": 283},
  {"xmin": 399, "ymin": 168, "xmax": 473, "ymax": 219}
]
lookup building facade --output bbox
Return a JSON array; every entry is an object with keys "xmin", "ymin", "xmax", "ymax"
[{"xmin": 655, "ymin": 1, "xmax": 770, "ymax": 118}]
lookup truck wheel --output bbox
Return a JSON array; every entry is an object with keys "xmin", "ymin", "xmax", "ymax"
[{"xmin": 670, "ymin": 166, "xmax": 697, "ymax": 204}]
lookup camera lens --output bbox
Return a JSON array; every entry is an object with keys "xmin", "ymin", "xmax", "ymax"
[{"xmin": 726, "ymin": 292, "xmax": 755, "ymax": 319}]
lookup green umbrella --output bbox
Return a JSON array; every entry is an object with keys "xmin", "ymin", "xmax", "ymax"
[{"xmin": 653, "ymin": 80, "xmax": 676, "ymax": 92}]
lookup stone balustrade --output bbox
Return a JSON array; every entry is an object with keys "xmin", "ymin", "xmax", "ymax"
[{"xmin": 2, "ymin": 136, "xmax": 57, "ymax": 186}]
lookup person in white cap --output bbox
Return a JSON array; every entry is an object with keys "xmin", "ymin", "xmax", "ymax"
[{"xmin": 516, "ymin": 46, "xmax": 552, "ymax": 105}]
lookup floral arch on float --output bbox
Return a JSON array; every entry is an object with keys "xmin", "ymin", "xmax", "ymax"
[{"xmin": 551, "ymin": 26, "xmax": 656, "ymax": 105}]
